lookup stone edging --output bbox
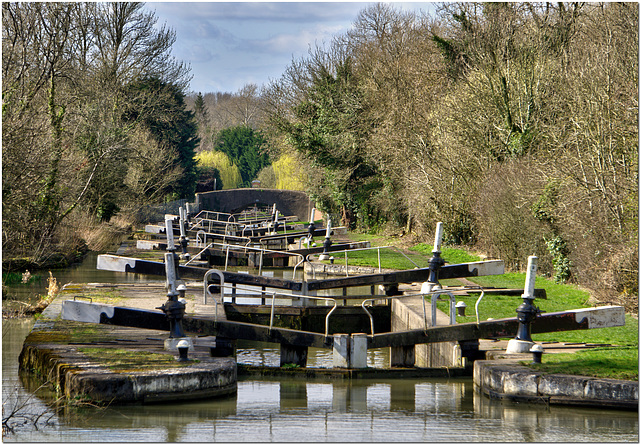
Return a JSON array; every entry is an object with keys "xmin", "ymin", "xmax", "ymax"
[
  {"xmin": 18, "ymin": 285, "xmax": 237, "ymax": 405},
  {"xmin": 474, "ymin": 359, "xmax": 639, "ymax": 410}
]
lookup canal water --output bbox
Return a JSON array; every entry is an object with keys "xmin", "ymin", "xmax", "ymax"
[{"xmin": 3, "ymin": 252, "xmax": 638, "ymax": 442}]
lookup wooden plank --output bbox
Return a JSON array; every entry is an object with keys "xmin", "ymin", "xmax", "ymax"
[
  {"xmin": 450, "ymin": 288, "xmax": 547, "ymax": 299},
  {"xmin": 97, "ymin": 254, "xmax": 505, "ymax": 293}
]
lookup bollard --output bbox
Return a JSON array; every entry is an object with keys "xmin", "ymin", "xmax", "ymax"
[
  {"xmin": 307, "ymin": 209, "xmax": 317, "ymax": 241},
  {"xmin": 531, "ymin": 343, "xmax": 544, "ymax": 364},
  {"xmin": 165, "ymin": 216, "xmax": 176, "ymax": 251},
  {"xmin": 506, "ymin": 256, "xmax": 540, "ymax": 353},
  {"xmin": 515, "ymin": 256, "xmax": 540, "ymax": 342},
  {"xmin": 273, "ymin": 210, "xmax": 280, "ymax": 234},
  {"xmin": 456, "ymin": 301, "xmax": 467, "ymax": 316},
  {"xmin": 176, "ymin": 339, "xmax": 190, "ymax": 362},
  {"xmin": 319, "ymin": 218, "xmax": 332, "ymax": 261}
]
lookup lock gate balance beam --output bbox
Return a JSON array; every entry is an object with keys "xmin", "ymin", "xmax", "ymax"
[
  {"xmin": 96, "ymin": 254, "xmax": 504, "ymax": 292},
  {"xmin": 61, "ymin": 300, "xmax": 623, "ymax": 350}
]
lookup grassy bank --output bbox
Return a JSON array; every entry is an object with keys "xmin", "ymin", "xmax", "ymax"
[{"xmin": 342, "ymin": 232, "xmax": 639, "ymax": 381}]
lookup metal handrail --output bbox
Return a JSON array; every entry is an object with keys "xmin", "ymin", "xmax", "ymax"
[
  {"xmin": 203, "ymin": 269, "xmax": 224, "ymax": 324},
  {"xmin": 306, "ymin": 245, "xmax": 422, "ymax": 274},
  {"xmin": 236, "ymin": 243, "xmax": 304, "ymax": 279},
  {"xmin": 475, "ymin": 290, "xmax": 486, "ymax": 325},
  {"xmin": 208, "ymin": 281, "xmax": 338, "ymax": 336},
  {"xmin": 185, "ymin": 241, "xmax": 215, "ymax": 265},
  {"xmin": 193, "ymin": 210, "xmax": 234, "ymax": 222},
  {"xmin": 360, "ymin": 289, "xmax": 459, "ymax": 335},
  {"xmin": 266, "ymin": 291, "xmax": 337, "ymax": 336}
]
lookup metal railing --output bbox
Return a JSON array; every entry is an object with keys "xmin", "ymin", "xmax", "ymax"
[
  {"xmin": 190, "ymin": 241, "xmax": 304, "ymax": 278},
  {"xmin": 204, "ymin": 280, "xmax": 338, "ymax": 336},
  {"xmin": 194, "ymin": 230, "xmax": 252, "ymax": 249},
  {"xmin": 204, "ymin": 269, "xmax": 460, "ymax": 337},
  {"xmin": 359, "ymin": 289, "xmax": 457, "ymax": 335},
  {"xmin": 306, "ymin": 245, "xmax": 423, "ymax": 278}
]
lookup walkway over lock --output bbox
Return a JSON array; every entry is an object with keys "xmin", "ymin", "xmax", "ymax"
[
  {"xmin": 82, "ymin": 254, "xmax": 627, "ymax": 369},
  {"xmin": 62, "ymin": 300, "xmax": 625, "ymax": 355},
  {"xmin": 195, "ymin": 189, "xmax": 314, "ymax": 222}
]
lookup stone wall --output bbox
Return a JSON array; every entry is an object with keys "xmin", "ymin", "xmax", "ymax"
[{"xmin": 196, "ymin": 189, "xmax": 313, "ymax": 221}]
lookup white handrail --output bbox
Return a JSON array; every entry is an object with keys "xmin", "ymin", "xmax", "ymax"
[{"xmin": 306, "ymin": 245, "xmax": 422, "ymax": 272}]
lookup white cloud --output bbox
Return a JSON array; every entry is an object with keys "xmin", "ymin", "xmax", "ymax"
[{"xmin": 146, "ymin": 2, "xmax": 437, "ymax": 93}]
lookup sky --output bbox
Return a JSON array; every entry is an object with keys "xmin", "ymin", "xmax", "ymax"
[{"xmin": 144, "ymin": 2, "xmax": 437, "ymax": 94}]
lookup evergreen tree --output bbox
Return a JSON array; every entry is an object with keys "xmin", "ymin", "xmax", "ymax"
[
  {"xmin": 214, "ymin": 126, "xmax": 270, "ymax": 187},
  {"xmin": 122, "ymin": 77, "xmax": 199, "ymax": 200}
]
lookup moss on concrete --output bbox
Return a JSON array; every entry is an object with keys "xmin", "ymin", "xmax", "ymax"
[{"xmin": 79, "ymin": 347, "xmax": 199, "ymax": 372}]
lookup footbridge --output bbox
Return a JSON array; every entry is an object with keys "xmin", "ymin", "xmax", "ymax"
[{"xmin": 195, "ymin": 189, "xmax": 314, "ymax": 222}]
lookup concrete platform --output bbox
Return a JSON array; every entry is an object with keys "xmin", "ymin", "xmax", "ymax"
[
  {"xmin": 18, "ymin": 283, "xmax": 236, "ymax": 405},
  {"xmin": 474, "ymin": 355, "xmax": 638, "ymax": 410}
]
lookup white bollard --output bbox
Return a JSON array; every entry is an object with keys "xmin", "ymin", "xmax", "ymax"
[
  {"xmin": 310, "ymin": 208, "xmax": 316, "ymax": 224},
  {"xmin": 433, "ymin": 221, "xmax": 443, "ymax": 253},
  {"xmin": 165, "ymin": 216, "xmax": 175, "ymax": 251},
  {"xmin": 179, "ymin": 207, "xmax": 186, "ymax": 238},
  {"xmin": 164, "ymin": 252, "xmax": 177, "ymax": 294},
  {"xmin": 523, "ymin": 255, "xmax": 538, "ymax": 299},
  {"xmin": 506, "ymin": 255, "xmax": 540, "ymax": 354}
]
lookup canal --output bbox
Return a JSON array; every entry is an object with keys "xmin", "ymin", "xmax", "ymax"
[{"xmin": 2, "ymin": 252, "xmax": 638, "ymax": 441}]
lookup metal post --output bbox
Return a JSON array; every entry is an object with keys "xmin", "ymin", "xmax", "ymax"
[
  {"xmin": 319, "ymin": 218, "xmax": 332, "ymax": 260},
  {"xmin": 165, "ymin": 216, "xmax": 181, "ymax": 281},
  {"xmin": 158, "ymin": 252, "xmax": 187, "ymax": 340},
  {"xmin": 179, "ymin": 207, "xmax": 190, "ymax": 261},
  {"xmin": 165, "ymin": 216, "xmax": 176, "ymax": 251},
  {"xmin": 514, "ymin": 256, "xmax": 540, "ymax": 342},
  {"xmin": 424, "ymin": 222, "xmax": 445, "ymax": 292},
  {"xmin": 507, "ymin": 256, "xmax": 540, "ymax": 353},
  {"xmin": 307, "ymin": 208, "xmax": 316, "ymax": 242},
  {"xmin": 273, "ymin": 210, "xmax": 280, "ymax": 234}
]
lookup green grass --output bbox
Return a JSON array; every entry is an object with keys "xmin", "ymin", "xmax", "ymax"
[
  {"xmin": 327, "ymin": 247, "xmax": 430, "ymax": 270},
  {"xmin": 324, "ymin": 241, "xmax": 482, "ymax": 271},
  {"xmin": 410, "ymin": 243, "xmax": 484, "ymax": 264},
  {"xmin": 437, "ymin": 273, "xmax": 638, "ymax": 346},
  {"xmin": 340, "ymin": 233, "xmax": 638, "ymax": 381},
  {"xmin": 527, "ymin": 346, "xmax": 639, "ymax": 381}
]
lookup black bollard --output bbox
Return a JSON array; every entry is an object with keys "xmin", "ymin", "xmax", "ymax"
[{"xmin": 515, "ymin": 296, "xmax": 540, "ymax": 342}]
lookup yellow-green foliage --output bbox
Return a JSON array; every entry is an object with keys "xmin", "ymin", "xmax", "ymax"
[
  {"xmin": 195, "ymin": 150, "xmax": 242, "ymax": 189},
  {"xmin": 272, "ymin": 154, "xmax": 306, "ymax": 191}
]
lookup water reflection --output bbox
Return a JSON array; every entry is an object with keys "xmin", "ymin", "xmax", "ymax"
[
  {"xmin": 4, "ymin": 270, "xmax": 639, "ymax": 443},
  {"xmin": 7, "ymin": 364, "xmax": 638, "ymax": 443}
]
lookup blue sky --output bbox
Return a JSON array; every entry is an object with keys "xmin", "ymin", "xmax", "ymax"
[{"xmin": 145, "ymin": 2, "xmax": 436, "ymax": 94}]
